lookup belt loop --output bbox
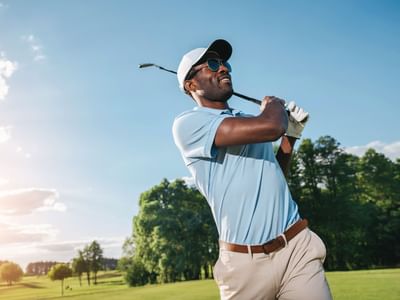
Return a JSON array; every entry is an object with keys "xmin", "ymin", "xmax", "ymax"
[
  {"xmin": 279, "ymin": 233, "xmax": 288, "ymax": 247},
  {"xmin": 247, "ymin": 245, "xmax": 253, "ymax": 258}
]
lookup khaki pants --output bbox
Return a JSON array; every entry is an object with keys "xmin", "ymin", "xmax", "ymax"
[{"xmin": 213, "ymin": 228, "xmax": 332, "ymax": 300}]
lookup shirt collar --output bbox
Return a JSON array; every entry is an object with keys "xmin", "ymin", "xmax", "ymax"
[{"xmin": 193, "ymin": 106, "xmax": 242, "ymax": 116}]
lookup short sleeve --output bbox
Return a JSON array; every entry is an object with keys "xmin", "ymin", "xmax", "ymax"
[{"xmin": 172, "ymin": 110, "xmax": 230, "ymax": 160}]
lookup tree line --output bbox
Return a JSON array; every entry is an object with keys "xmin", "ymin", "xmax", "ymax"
[
  {"xmin": 120, "ymin": 135, "xmax": 399, "ymax": 286},
  {"xmin": 0, "ymin": 240, "xmax": 118, "ymax": 295},
  {"xmin": 26, "ymin": 261, "xmax": 60, "ymax": 276},
  {"xmin": 287, "ymin": 136, "xmax": 399, "ymax": 270}
]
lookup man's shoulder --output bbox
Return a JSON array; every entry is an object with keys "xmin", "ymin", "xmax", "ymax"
[
  {"xmin": 173, "ymin": 107, "xmax": 229, "ymax": 127},
  {"xmin": 175, "ymin": 106, "xmax": 228, "ymax": 118},
  {"xmin": 174, "ymin": 107, "xmax": 199, "ymax": 121}
]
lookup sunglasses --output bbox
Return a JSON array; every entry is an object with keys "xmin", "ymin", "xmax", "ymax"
[{"xmin": 186, "ymin": 59, "xmax": 232, "ymax": 80}]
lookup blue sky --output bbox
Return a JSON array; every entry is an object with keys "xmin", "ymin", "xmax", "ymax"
[{"xmin": 0, "ymin": 0, "xmax": 399, "ymax": 269}]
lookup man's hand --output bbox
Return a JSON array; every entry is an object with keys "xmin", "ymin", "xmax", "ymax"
[
  {"xmin": 260, "ymin": 96, "xmax": 288, "ymax": 133},
  {"xmin": 285, "ymin": 101, "xmax": 309, "ymax": 139},
  {"xmin": 260, "ymin": 96, "xmax": 286, "ymax": 113}
]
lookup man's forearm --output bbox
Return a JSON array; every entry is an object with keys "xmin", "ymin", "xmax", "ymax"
[
  {"xmin": 276, "ymin": 136, "xmax": 297, "ymax": 177},
  {"xmin": 214, "ymin": 99, "xmax": 288, "ymax": 147}
]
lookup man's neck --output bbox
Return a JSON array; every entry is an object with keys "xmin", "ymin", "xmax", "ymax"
[{"xmin": 195, "ymin": 97, "xmax": 230, "ymax": 110}]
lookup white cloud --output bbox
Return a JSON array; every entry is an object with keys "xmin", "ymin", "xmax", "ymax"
[
  {"xmin": 34, "ymin": 55, "xmax": 46, "ymax": 62},
  {"xmin": 21, "ymin": 35, "xmax": 46, "ymax": 62},
  {"xmin": 182, "ymin": 176, "xmax": 195, "ymax": 187},
  {"xmin": 0, "ymin": 125, "xmax": 11, "ymax": 143},
  {"xmin": 0, "ymin": 177, "xmax": 9, "ymax": 185},
  {"xmin": 344, "ymin": 140, "xmax": 400, "ymax": 161},
  {"xmin": 0, "ymin": 221, "xmax": 58, "ymax": 244},
  {"xmin": 0, "ymin": 188, "xmax": 66, "ymax": 215},
  {"xmin": 36, "ymin": 237, "xmax": 125, "ymax": 253},
  {"xmin": 0, "ymin": 54, "xmax": 18, "ymax": 100}
]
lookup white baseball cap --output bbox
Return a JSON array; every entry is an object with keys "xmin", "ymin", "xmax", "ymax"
[{"xmin": 177, "ymin": 39, "xmax": 232, "ymax": 91}]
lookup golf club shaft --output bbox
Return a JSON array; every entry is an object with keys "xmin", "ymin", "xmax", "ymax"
[
  {"xmin": 232, "ymin": 92, "xmax": 261, "ymax": 105},
  {"xmin": 138, "ymin": 63, "xmax": 262, "ymax": 106}
]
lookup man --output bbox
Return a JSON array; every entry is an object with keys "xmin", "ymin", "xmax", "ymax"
[{"xmin": 172, "ymin": 39, "xmax": 332, "ymax": 300}]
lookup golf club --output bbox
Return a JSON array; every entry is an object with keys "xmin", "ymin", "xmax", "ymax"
[{"xmin": 138, "ymin": 63, "xmax": 262, "ymax": 105}]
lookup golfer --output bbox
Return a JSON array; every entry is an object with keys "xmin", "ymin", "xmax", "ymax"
[{"xmin": 172, "ymin": 39, "xmax": 332, "ymax": 300}]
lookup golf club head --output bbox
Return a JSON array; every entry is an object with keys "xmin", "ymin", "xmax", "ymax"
[{"xmin": 138, "ymin": 63, "xmax": 156, "ymax": 69}]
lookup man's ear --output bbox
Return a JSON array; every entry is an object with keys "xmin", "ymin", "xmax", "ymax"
[{"xmin": 184, "ymin": 80, "xmax": 196, "ymax": 94}]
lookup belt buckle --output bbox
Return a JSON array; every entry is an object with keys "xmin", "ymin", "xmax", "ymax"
[
  {"xmin": 277, "ymin": 233, "xmax": 288, "ymax": 249},
  {"xmin": 262, "ymin": 234, "xmax": 288, "ymax": 254},
  {"xmin": 262, "ymin": 240, "xmax": 273, "ymax": 254}
]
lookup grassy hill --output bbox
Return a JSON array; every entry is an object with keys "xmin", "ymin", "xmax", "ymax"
[{"xmin": 0, "ymin": 269, "xmax": 398, "ymax": 300}]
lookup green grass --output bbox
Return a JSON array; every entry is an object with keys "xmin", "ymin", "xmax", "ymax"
[
  {"xmin": 327, "ymin": 268, "xmax": 400, "ymax": 300},
  {"xmin": 0, "ymin": 269, "xmax": 398, "ymax": 300}
]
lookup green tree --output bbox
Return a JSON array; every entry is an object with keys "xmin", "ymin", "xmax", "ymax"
[
  {"xmin": 313, "ymin": 136, "xmax": 368, "ymax": 269},
  {"xmin": 124, "ymin": 257, "xmax": 150, "ymax": 287},
  {"xmin": 290, "ymin": 136, "xmax": 373, "ymax": 270},
  {"xmin": 72, "ymin": 251, "xmax": 88, "ymax": 287},
  {"xmin": 358, "ymin": 149, "xmax": 400, "ymax": 266},
  {"xmin": 131, "ymin": 179, "xmax": 218, "ymax": 284},
  {"xmin": 48, "ymin": 264, "xmax": 72, "ymax": 296},
  {"xmin": 0, "ymin": 262, "xmax": 23, "ymax": 286},
  {"xmin": 288, "ymin": 136, "xmax": 400, "ymax": 269},
  {"xmin": 88, "ymin": 240, "xmax": 103, "ymax": 284},
  {"xmin": 82, "ymin": 246, "xmax": 92, "ymax": 286}
]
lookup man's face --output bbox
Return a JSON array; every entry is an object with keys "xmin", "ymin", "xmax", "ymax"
[{"xmin": 186, "ymin": 53, "xmax": 233, "ymax": 102}]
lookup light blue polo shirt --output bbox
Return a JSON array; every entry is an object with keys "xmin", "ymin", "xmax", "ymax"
[{"xmin": 172, "ymin": 106, "xmax": 300, "ymax": 245}]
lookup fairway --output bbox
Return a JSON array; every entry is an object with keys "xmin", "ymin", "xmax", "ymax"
[{"xmin": 0, "ymin": 269, "xmax": 398, "ymax": 300}]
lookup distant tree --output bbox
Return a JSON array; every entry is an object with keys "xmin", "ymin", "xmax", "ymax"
[
  {"xmin": 118, "ymin": 237, "xmax": 136, "ymax": 273},
  {"xmin": 88, "ymin": 241, "xmax": 103, "ymax": 284},
  {"xmin": 72, "ymin": 251, "xmax": 88, "ymax": 287},
  {"xmin": 102, "ymin": 258, "xmax": 118, "ymax": 271},
  {"xmin": 0, "ymin": 262, "xmax": 23, "ymax": 286},
  {"xmin": 0, "ymin": 261, "xmax": 9, "ymax": 268},
  {"xmin": 26, "ymin": 261, "xmax": 59, "ymax": 275},
  {"xmin": 82, "ymin": 246, "xmax": 92, "ymax": 286},
  {"xmin": 26, "ymin": 262, "xmax": 35, "ymax": 276},
  {"xmin": 124, "ymin": 257, "xmax": 149, "ymax": 287},
  {"xmin": 48, "ymin": 264, "xmax": 72, "ymax": 296}
]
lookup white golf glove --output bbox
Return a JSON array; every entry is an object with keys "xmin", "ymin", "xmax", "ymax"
[{"xmin": 285, "ymin": 101, "xmax": 309, "ymax": 139}]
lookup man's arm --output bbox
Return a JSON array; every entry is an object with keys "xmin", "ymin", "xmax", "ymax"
[
  {"xmin": 214, "ymin": 96, "xmax": 288, "ymax": 147},
  {"xmin": 276, "ymin": 135, "xmax": 297, "ymax": 177},
  {"xmin": 276, "ymin": 102, "xmax": 309, "ymax": 177}
]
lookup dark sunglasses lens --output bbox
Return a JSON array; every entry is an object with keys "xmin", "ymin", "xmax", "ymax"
[
  {"xmin": 207, "ymin": 59, "xmax": 232, "ymax": 72},
  {"xmin": 223, "ymin": 61, "xmax": 232, "ymax": 72},
  {"xmin": 207, "ymin": 59, "xmax": 220, "ymax": 71}
]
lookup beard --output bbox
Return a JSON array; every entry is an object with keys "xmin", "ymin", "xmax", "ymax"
[{"xmin": 200, "ymin": 84, "xmax": 233, "ymax": 103}]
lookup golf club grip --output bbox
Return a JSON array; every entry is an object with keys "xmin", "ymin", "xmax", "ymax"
[
  {"xmin": 233, "ymin": 92, "xmax": 262, "ymax": 105},
  {"xmin": 233, "ymin": 92, "xmax": 291, "ymax": 116}
]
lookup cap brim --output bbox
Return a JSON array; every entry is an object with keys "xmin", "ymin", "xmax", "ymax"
[{"xmin": 194, "ymin": 39, "xmax": 232, "ymax": 66}]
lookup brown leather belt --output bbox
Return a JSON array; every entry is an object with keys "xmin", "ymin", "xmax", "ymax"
[{"xmin": 219, "ymin": 219, "xmax": 308, "ymax": 254}]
